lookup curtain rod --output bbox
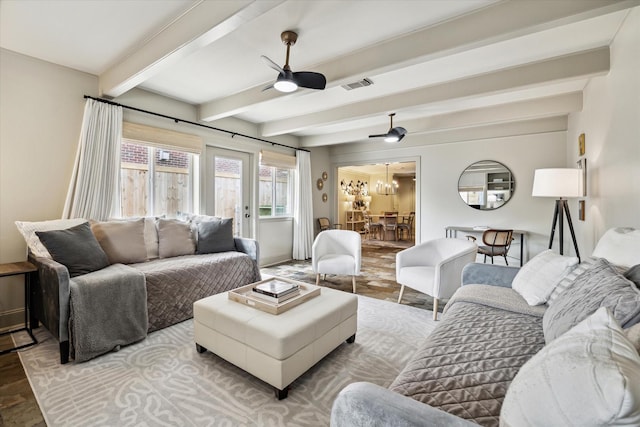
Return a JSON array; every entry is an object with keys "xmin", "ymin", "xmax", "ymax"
[{"xmin": 83, "ymin": 95, "xmax": 309, "ymax": 153}]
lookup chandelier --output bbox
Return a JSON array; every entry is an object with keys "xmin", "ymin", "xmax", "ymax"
[{"xmin": 376, "ymin": 163, "xmax": 398, "ymax": 196}]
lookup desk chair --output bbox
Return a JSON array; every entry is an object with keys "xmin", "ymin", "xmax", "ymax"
[{"xmin": 467, "ymin": 229, "xmax": 514, "ymax": 265}]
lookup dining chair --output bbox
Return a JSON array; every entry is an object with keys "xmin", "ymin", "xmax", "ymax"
[
  {"xmin": 396, "ymin": 212, "xmax": 414, "ymax": 240},
  {"xmin": 382, "ymin": 212, "xmax": 398, "ymax": 241},
  {"xmin": 467, "ymin": 229, "xmax": 514, "ymax": 265},
  {"xmin": 317, "ymin": 217, "xmax": 342, "ymax": 232},
  {"xmin": 363, "ymin": 212, "xmax": 383, "ymax": 240}
]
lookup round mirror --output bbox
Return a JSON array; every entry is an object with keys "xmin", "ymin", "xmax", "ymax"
[{"xmin": 458, "ymin": 160, "xmax": 515, "ymax": 210}]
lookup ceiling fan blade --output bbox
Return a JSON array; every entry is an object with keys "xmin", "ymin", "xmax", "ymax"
[
  {"xmin": 261, "ymin": 55, "xmax": 284, "ymax": 74},
  {"xmin": 293, "ymin": 71, "xmax": 326, "ymax": 90},
  {"xmin": 368, "ymin": 133, "xmax": 387, "ymax": 138},
  {"xmin": 262, "ymin": 83, "xmax": 275, "ymax": 91},
  {"xmin": 393, "ymin": 127, "xmax": 407, "ymax": 137}
]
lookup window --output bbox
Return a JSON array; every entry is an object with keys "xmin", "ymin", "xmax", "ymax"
[
  {"xmin": 259, "ymin": 165, "xmax": 293, "ymax": 217},
  {"xmin": 120, "ymin": 141, "xmax": 197, "ymax": 218},
  {"xmin": 258, "ymin": 150, "xmax": 295, "ymax": 217}
]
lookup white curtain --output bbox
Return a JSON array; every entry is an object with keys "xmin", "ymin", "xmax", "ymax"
[
  {"xmin": 292, "ymin": 150, "xmax": 314, "ymax": 260},
  {"xmin": 63, "ymin": 99, "xmax": 123, "ymax": 220}
]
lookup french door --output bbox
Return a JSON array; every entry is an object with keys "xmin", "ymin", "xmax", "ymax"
[{"xmin": 205, "ymin": 146, "xmax": 251, "ymax": 237}]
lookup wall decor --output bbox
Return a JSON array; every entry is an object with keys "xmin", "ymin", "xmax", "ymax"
[
  {"xmin": 316, "ymin": 178, "xmax": 324, "ymax": 190},
  {"xmin": 322, "ymin": 193, "xmax": 328, "ymax": 203},
  {"xmin": 322, "ymin": 171, "xmax": 328, "ymax": 181},
  {"xmin": 576, "ymin": 158, "xmax": 587, "ymax": 196},
  {"xmin": 578, "ymin": 133, "xmax": 586, "ymax": 156}
]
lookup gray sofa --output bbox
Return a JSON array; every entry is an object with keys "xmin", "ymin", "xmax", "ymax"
[
  {"xmin": 26, "ymin": 217, "xmax": 261, "ymax": 364},
  {"xmin": 331, "ymin": 228, "xmax": 640, "ymax": 426}
]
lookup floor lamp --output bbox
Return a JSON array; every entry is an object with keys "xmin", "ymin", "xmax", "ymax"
[{"xmin": 532, "ymin": 168, "xmax": 582, "ymax": 262}]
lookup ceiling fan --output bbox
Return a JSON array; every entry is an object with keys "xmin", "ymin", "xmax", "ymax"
[
  {"xmin": 369, "ymin": 113, "xmax": 407, "ymax": 143},
  {"xmin": 261, "ymin": 30, "xmax": 326, "ymax": 93}
]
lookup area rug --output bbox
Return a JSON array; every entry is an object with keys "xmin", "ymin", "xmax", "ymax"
[
  {"xmin": 19, "ymin": 295, "xmax": 436, "ymax": 426},
  {"xmin": 261, "ymin": 239, "xmax": 438, "ymax": 310}
]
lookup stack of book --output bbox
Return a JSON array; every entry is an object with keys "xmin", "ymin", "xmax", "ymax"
[{"xmin": 251, "ymin": 280, "xmax": 300, "ymax": 304}]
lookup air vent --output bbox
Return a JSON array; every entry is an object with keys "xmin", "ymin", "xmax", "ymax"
[{"xmin": 341, "ymin": 78, "xmax": 374, "ymax": 91}]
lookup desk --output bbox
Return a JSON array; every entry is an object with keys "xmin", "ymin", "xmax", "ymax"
[
  {"xmin": 0, "ymin": 261, "xmax": 38, "ymax": 354},
  {"xmin": 445, "ymin": 226, "xmax": 528, "ymax": 266}
]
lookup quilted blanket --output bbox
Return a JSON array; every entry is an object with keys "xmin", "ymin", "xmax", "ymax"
[
  {"xmin": 389, "ymin": 285, "xmax": 546, "ymax": 426},
  {"xmin": 131, "ymin": 252, "xmax": 261, "ymax": 332}
]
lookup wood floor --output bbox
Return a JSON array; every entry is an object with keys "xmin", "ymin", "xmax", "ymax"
[
  {"xmin": 0, "ymin": 333, "xmax": 45, "ymax": 426},
  {"xmin": 0, "ymin": 238, "xmax": 420, "ymax": 426}
]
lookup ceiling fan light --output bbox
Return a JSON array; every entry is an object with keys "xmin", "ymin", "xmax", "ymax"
[
  {"xmin": 274, "ymin": 79, "xmax": 298, "ymax": 93},
  {"xmin": 384, "ymin": 127, "xmax": 406, "ymax": 143}
]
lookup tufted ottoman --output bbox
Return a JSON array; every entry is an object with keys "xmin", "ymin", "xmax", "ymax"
[{"xmin": 193, "ymin": 283, "xmax": 358, "ymax": 399}]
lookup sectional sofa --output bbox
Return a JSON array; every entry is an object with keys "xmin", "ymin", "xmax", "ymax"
[
  {"xmin": 332, "ymin": 228, "xmax": 640, "ymax": 426},
  {"xmin": 17, "ymin": 216, "xmax": 260, "ymax": 363}
]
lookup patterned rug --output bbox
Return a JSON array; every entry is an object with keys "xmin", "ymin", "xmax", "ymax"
[
  {"xmin": 262, "ymin": 239, "xmax": 439, "ymax": 310},
  {"xmin": 18, "ymin": 296, "xmax": 436, "ymax": 426}
]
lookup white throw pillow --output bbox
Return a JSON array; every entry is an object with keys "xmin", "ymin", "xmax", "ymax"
[
  {"xmin": 512, "ymin": 249, "xmax": 578, "ymax": 305},
  {"xmin": 15, "ymin": 218, "xmax": 87, "ymax": 258},
  {"xmin": 500, "ymin": 307, "xmax": 640, "ymax": 426}
]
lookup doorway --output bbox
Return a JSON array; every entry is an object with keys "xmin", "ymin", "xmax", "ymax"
[
  {"xmin": 337, "ymin": 161, "xmax": 417, "ymax": 245},
  {"xmin": 205, "ymin": 146, "xmax": 252, "ymax": 237}
]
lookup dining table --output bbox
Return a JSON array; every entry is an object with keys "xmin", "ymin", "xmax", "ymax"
[{"xmin": 370, "ymin": 214, "xmax": 411, "ymax": 241}]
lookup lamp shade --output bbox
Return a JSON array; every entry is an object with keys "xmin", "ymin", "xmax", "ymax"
[{"xmin": 532, "ymin": 168, "xmax": 582, "ymax": 198}]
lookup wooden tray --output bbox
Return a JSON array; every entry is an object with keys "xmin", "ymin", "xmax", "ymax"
[{"xmin": 228, "ymin": 277, "xmax": 320, "ymax": 315}]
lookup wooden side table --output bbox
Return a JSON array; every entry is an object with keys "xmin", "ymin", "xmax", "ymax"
[{"xmin": 0, "ymin": 261, "xmax": 38, "ymax": 354}]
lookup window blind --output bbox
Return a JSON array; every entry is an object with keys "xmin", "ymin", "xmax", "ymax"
[
  {"xmin": 260, "ymin": 149, "xmax": 296, "ymax": 169},
  {"xmin": 122, "ymin": 122, "xmax": 202, "ymax": 154}
]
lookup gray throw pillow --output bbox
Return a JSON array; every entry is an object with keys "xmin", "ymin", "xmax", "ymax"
[
  {"xmin": 196, "ymin": 218, "xmax": 235, "ymax": 254},
  {"xmin": 36, "ymin": 222, "xmax": 110, "ymax": 277},
  {"xmin": 624, "ymin": 264, "xmax": 640, "ymax": 289},
  {"xmin": 543, "ymin": 258, "xmax": 640, "ymax": 343}
]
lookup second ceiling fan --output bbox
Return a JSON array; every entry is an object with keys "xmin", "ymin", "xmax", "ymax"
[
  {"xmin": 369, "ymin": 113, "xmax": 407, "ymax": 143},
  {"xmin": 261, "ymin": 31, "xmax": 326, "ymax": 93}
]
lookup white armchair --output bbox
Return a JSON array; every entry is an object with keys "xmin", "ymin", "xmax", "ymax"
[
  {"xmin": 396, "ymin": 238, "xmax": 477, "ymax": 320},
  {"xmin": 312, "ymin": 230, "xmax": 361, "ymax": 293}
]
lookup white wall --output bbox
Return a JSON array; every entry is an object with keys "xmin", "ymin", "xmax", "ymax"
[{"xmin": 567, "ymin": 7, "xmax": 640, "ymax": 256}]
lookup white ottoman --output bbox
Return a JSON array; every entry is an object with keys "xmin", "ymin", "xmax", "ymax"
[{"xmin": 193, "ymin": 284, "xmax": 358, "ymax": 399}]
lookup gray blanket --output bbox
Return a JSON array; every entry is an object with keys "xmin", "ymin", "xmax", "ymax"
[
  {"xmin": 390, "ymin": 285, "xmax": 546, "ymax": 426},
  {"xmin": 131, "ymin": 252, "xmax": 260, "ymax": 332},
  {"xmin": 444, "ymin": 284, "xmax": 547, "ymax": 318},
  {"xmin": 69, "ymin": 264, "xmax": 147, "ymax": 362}
]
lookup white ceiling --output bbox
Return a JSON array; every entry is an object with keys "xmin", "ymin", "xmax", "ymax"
[{"xmin": 1, "ymin": 0, "xmax": 637, "ymax": 147}]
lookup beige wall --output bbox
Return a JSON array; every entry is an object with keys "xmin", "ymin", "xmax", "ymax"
[{"xmin": 0, "ymin": 50, "xmax": 97, "ymax": 328}]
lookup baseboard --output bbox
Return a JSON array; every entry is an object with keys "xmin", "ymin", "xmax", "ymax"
[
  {"xmin": 261, "ymin": 256, "xmax": 295, "ymax": 267},
  {"xmin": 0, "ymin": 308, "xmax": 24, "ymax": 333}
]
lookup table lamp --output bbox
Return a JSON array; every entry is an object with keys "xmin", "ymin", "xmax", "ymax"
[{"xmin": 532, "ymin": 168, "xmax": 582, "ymax": 262}]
